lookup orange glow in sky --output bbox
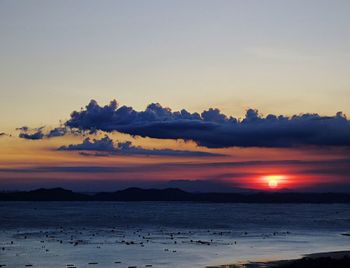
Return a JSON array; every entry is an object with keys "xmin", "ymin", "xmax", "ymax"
[
  {"xmin": 0, "ymin": 134, "xmax": 349, "ymax": 192},
  {"xmin": 263, "ymin": 175, "xmax": 286, "ymax": 189}
]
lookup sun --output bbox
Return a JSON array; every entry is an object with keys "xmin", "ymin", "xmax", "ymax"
[
  {"xmin": 268, "ymin": 177, "xmax": 278, "ymax": 188},
  {"xmin": 264, "ymin": 175, "xmax": 285, "ymax": 189}
]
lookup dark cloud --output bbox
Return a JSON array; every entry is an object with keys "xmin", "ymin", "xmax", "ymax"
[
  {"xmin": 0, "ymin": 166, "xmax": 124, "ymax": 173},
  {"xmin": 18, "ymin": 126, "xmax": 70, "ymax": 140},
  {"xmin": 59, "ymin": 136, "xmax": 115, "ymax": 152},
  {"xmin": 63, "ymin": 100, "xmax": 350, "ymax": 148},
  {"xmin": 19, "ymin": 131, "xmax": 45, "ymax": 140},
  {"xmin": 58, "ymin": 136, "xmax": 222, "ymax": 157},
  {"xmin": 16, "ymin": 126, "xmax": 30, "ymax": 132},
  {"xmin": 17, "ymin": 100, "xmax": 350, "ymax": 148},
  {"xmin": 47, "ymin": 127, "xmax": 68, "ymax": 138},
  {"xmin": 79, "ymin": 152, "xmax": 112, "ymax": 157},
  {"xmin": 17, "ymin": 126, "xmax": 45, "ymax": 140}
]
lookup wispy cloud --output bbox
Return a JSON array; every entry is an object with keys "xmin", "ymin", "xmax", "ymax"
[
  {"xmin": 1, "ymin": 158, "xmax": 349, "ymax": 175},
  {"xmin": 58, "ymin": 136, "xmax": 222, "ymax": 157}
]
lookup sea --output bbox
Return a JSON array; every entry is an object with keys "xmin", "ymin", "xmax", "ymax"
[{"xmin": 1, "ymin": 202, "xmax": 350, "ymax": 267}]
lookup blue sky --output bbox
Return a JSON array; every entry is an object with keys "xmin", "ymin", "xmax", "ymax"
[{"xmin": 1, "ymin": 0, "xmax": 350, "ymax": 130}]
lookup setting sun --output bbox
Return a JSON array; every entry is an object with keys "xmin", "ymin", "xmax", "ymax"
[{"xmin": 264, "ymin": 175, "xmax": 286, "ymax": 189}]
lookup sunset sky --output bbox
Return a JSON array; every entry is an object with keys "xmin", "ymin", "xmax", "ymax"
[{"xmin": 1, "ymin": 0, "xmax": 350, "ymax": 192}]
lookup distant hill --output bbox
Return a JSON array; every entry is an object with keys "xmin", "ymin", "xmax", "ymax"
[
  {"xmin": 94, "ymin": 187, "xmax": 191, "ymax": 201},
  {"xmin": 0, "ymin": 187, "xmax": 89, "ymax": 201},
  {"xmin": 2, "ymin": 187, "xmax": 350, "ymax": 203}
]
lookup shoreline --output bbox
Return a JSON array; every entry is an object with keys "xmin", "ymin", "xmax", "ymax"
[{"xmin": 208, "ymin": 250, "xmax": 350, "ymax": 268}]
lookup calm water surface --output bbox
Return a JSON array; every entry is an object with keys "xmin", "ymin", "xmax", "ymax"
[{"xmin": 1, "ymin": 202, "xmax": 350, "ymax": 267}]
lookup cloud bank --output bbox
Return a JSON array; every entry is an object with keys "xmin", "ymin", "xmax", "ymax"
[
  {"xmin": 58, "ymin": 136, "xmax": 221, "ymax": 157},
  {"xmin": 64, "ymin": 99, "xmax": 350, "ymax": 148},
  {"xmin": 18, "ymin": 99, "xmax": 350, "ymax": 148}
]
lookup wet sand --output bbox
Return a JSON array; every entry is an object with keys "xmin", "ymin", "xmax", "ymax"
[{"xmin": 209, "ymin": 250, "xmax": 350, "ymax": 268}]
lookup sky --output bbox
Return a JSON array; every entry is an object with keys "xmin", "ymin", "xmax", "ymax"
[{"xmin": 0, "ymin": 0, "xmax": 350, "ymax": 192}]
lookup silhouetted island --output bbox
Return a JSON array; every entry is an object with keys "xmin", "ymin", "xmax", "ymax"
[{"xmin": 2, "ymin": 187, "xmax": 350, "ymax": 203}]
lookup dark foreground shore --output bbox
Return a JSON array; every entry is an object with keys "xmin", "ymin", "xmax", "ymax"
[{"xmin": 208, "ymin": 251, "xmax": 350, "ymax": 268}]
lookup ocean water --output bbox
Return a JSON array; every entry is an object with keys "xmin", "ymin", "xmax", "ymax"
[{"xmin": 1, "ymin": 202, "xmax": 350, "ymax": 267}]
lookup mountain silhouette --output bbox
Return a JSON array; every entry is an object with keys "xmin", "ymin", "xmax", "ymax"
[{"xmin": 2, "ymin": 187, "xmax": 350, "ymax": 203}]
